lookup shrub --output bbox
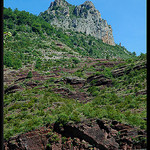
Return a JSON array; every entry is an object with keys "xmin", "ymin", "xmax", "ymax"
[
  {"xmin": 87, "ymin": 86, "xmax": 99, "ymax": 95},
  {"xmin": 13, "ymin": 59, "xmax": 22, "ymax": 69},
  {"xmin": 74, "ymin": 70, "xmax": 84, "ymax": 77},
  {"xmin": 56, "ymin": 113, "xmax": 69, "ymax": 125},
  {"xmin": 72, "ymin": 57, "xmax": 80, "ymax": 64},
  {"xmin": 69, "ymin": 111, "xmax": 81, "ymax": 123},
  {"xmin": 46, "ymin": 143, "xmax": 52, "ymax": 150},
  {"xmin": 103, "ymin": 67, "xmax": 112, "ymax": 78},
  {"xmin": 32, "ymin": 23, "xmax": 42, "ymax": 34},
  {"xmin": 61, "ymin": 136, "xmax": 67, "ymax": 144},
  {"xmin": 35, "ymin": 58, "xmax": 42, "ymax": 69},
  {"xmin": 27, "ymin": 71, "xmax": 33, "ymax": 78},
  {"xmin": 92, "ymin": 91, "xmax": 99, "ymax": 96}
]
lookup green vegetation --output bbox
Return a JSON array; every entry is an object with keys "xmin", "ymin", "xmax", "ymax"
[
  {"xmin": 4, "ymin": 54, "xmax": 147, "ymax": 140},
  {"xmin": 3, "ymin": 7, "xmax": 146, "ymax": 143},
  {"xmin": 27, "ymin": 71, "xmax": 33, "ymax": 78},
  {"xmin": 4, "ymin": 7, "xmax": 135, "ymax": 70}
]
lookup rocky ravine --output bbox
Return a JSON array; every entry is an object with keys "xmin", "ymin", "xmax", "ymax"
[
  {"xmin": 40, "ymin": 0, "xmax": 115, "ymax": 46},
  {"xmin": 4, "ymin": 119, "xmax": 146, "ymax": 150}
]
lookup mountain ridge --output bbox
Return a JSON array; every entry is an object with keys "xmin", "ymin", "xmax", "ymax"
[{"xmin": 40, "ymin": 0, "xmax": 115, "ymax": 46}]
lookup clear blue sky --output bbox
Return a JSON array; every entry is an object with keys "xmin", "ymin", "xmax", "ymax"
[{"xmin": 4, "ymin": 0, "xmax": 147, "ymax": 56}]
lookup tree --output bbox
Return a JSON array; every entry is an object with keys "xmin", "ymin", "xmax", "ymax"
[
  {"xmin": 3, "ymin": 7, "xmax": 13, "ymax": 20},
  {"xmin": 139, "ymin": 53, "xmax": 146, "ymax": 60},
  {"xmin": 132, "ymin": 51, "xmax": 136, "ymax": 56}
]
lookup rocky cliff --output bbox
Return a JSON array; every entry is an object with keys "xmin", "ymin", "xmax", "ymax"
[{"xmin": 40, "ymin": 0, "xmax": 115, "ymax": 46}]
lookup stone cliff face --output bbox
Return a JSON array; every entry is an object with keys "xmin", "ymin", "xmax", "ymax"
[{"xmin": 40, "ymin": 0, "xmax": 115, "ymax": 46}]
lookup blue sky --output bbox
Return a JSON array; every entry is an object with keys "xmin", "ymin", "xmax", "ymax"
[{"xmin": 4, "ymin": 0, "xmax": 147, "ymax": 55}]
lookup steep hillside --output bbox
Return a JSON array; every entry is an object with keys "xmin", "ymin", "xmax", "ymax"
[
  {"xmin": 3, "ymin": 7, "xmax": 147, "ymax": 149},
  {"xmin": 4, "ymin": 53, "xmax": 147, "ymax": 149},
  {"xmin": 4, "ymin": 7, "xmax": 135, "ymax": 71}
]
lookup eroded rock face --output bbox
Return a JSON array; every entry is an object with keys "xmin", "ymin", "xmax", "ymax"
[
  {"xmin": 40, "ymin": 0, "xmax": 115, "ymax": 46},
  {"xmin": 64, "ymin": 76, "xmax": 85, "ymax": 86},
  {"xmin": 4, "ymin": 84, "xmax": 23, "ymax": 94},
  {"xmin": 54, "ymin": 119, "xmax": 119, "ymax": 149},
  {"xmin": 87, "ymin": 74, "xmax": 112, "ymax": 86},
  {"xmin": 4, "ymin": 127, "xmax": 51, "ymax": 150},
  {"xmin": 4, "ymin": 119, "xmax": 147, "ymax": 150},
  {"xmin": 111, "ymin": 61, "xmax": 147, "ymax": 77}
]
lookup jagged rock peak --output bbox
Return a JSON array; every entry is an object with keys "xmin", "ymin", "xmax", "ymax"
[
  {"xmin": 49, "ymin": 0, "xmax": 69, "ymax": 8},
  {"xmin": 74, "ymin": 1, "xmax": 101, "ymax": 19},
  {"xmin": 40, "ymin": 0, "xmax": 115, "ymax": 46},
  {"xmin": 82, "ymin": 1, "xmax": 95, "ymax": 8}
]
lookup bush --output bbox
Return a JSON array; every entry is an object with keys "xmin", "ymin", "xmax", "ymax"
[
  {"xmin": 56, "ymin": 113, "xmax": 69, "ymax": 125},
  {"xmin": 35, "ymin": 58, "xmax": 42, "ymax": 69},
  {"xmin": 32, "ymin": 23, "xmax": 42, "ymax": 34},
  {"xmin": 87, "ymin": 86, "xmax": 99, "ymax": 95},
  {"xmin": 72, "ymin": 57, "xmax": 80, "ymax": 64},
  {"xmin": 103, "ymin": 67, "xmax": 112, "ymax": 78},
  {"xmin": 27, "ymin": 71, "xmax": 33, "ymax": 78},
  {"xmin": 46, "ymin": 143, "xmax": 52, "ymax": 150},
  {"xmin": 69, "ymin": 111, "xmax": 81, "ymax": 123},
  {"xmin": 47, "ymin": 77, "xmax": 55, "ymax": 83},
  {"xmin": 13, "ymin": 59, "xmax": 22, "ymax": 69}
]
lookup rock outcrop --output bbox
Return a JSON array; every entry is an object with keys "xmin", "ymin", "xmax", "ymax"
[
  {"xmin": 111, "ymin": 61, "xmax": 147, "ymax": 77},
  {"xmin": 40, "ymin": 0, "xmax": 115, "ymax": 45},
  {"xmin": 87, "ymin": 74, "xmax": 112, "ymax": 86},
  {"xmin": 4, "ymin": 119, "xmax": 147, "ymax": 150},
  {"xmin": 63, "ymin": 76, "xmax": 86, "ymax": 86}
]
